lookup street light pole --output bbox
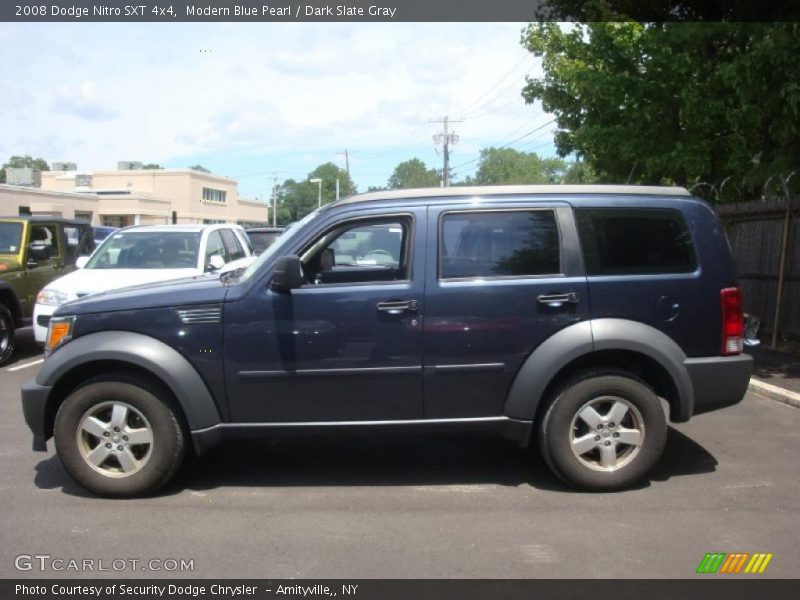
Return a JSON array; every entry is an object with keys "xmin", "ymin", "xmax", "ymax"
[{"xmin": 309, "ymin": 178, "xmax": 322, "ymax": 209}]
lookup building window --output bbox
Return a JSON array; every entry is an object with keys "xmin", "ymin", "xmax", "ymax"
[{"xmin": 202, "ymin": 187, "xmax": 227, "ymax": 204}]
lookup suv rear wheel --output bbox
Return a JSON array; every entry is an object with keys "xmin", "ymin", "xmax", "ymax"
[
  {"xmin": 539, "ymin": 372, "xmax": 667, "ymax": 491},
  {"xmin": 0, "ymin": 304, "xmax": 15, "ymax": 366},
  {"xmin": 54, "ymin": 378, "xmax": 185, "ymax": 497}
]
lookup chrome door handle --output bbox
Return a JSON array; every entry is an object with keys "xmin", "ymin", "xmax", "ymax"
[
  {"xmin": 537, "ymin": 292, "xmax": 579, "ymax": 306},
  {"xmin": 376, "ymin": 300, "xmax": 419, "ymax": 314}
]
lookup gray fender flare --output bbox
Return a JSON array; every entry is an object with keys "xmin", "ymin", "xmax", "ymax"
[
  {"xmin": 37, "ymin": 331, "xmax": 221, "ymax": 430},
  {"xmin": 504, "ymin": 319, "xmax": 693, "ymax": 422}
]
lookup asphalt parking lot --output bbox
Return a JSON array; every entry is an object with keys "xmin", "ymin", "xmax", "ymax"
[{"xmin": 1, "ymin": 328, "xmax": 798, "ymax": 579}]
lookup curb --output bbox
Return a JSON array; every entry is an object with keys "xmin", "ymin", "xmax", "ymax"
[{"xmin": 748, "ymin": 378, "xmax": 800, "ymax": 409}]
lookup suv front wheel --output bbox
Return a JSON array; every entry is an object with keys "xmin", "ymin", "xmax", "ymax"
[
  {"xmin": 539, "ymin": 372, "xmax": 667, "ymax": 491},
  {"xmin": 0, "ymin": 304, "xmax": 15, "ymax": 365},
  {"xmin": 54, "ymin": 378, "xmax": 185, "ymax": 497}
]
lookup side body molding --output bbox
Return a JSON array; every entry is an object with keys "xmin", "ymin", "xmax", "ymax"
[
  {"xmin": 505, "ymin": 320, "xmax": 593, "ymax": 420},
  {"xmin": 37, "ymin": 331, "xmax": 221, "ymax": 431},
  {"xmin": 504, "ymin": 319, "xmax": 694, "ymax": 422},
  {"xmin": 591, "ymin": 318, "xmax": 693, "ymax": 421}
]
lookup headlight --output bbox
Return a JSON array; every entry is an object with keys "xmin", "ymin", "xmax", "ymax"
[
  {"xmin": 45, "ymin": 316, "xmax": 75, "ymax": 356},
  {"xmin": 36, "ymin": 289, "xmax": 69, "ymax": 306}
]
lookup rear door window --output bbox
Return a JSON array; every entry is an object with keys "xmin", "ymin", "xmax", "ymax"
[
  {"xmin": 576, "ymin": 208, "xmax": 696, "ymax": 275},
  {"xmin": 439, "ymin": 210, "xmax": 560, "ymax": 279}
]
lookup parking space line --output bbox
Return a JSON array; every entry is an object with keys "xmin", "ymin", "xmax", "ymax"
[{"xmin": 6, "ymin": 358, "xmax": 44, "ymax": 372}]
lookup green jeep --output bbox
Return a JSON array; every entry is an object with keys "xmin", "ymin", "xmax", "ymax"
[{"xmin": 0, "ymin": 217, "xmax": 95, "ymax": 365}]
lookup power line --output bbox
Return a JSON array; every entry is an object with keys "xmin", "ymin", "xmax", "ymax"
[
  {"xmin": 453, "ymin": 54, "xmax": 531, "ymax": 116},
  {"xmin": 450, "ymin": 117, "xmax": 556, "ymax": 172}
]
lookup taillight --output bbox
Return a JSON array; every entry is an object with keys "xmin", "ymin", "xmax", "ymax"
[{"xmin": 721, "ymin": 287, "xmax": 743, "ymax": 355}]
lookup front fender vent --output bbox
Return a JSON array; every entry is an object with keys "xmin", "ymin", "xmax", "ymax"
[{"xmin": 175, "ymin": 304, "xmax": 222, "ymax": 324}]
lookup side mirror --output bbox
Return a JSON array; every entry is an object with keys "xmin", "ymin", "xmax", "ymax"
[
  {"xmin": 75, "ymin": 256, "xmax": 90, "ymax": 269},
  {"xmin": 28, "ymin": 245, "xmax": 51, "ymax": 262},
  {"xmin": 270, "ymin": 255, "xmax": 303, "ymax": 293},
  {"xmin": 206, "ymin": 254, "xmax": 225, "ymax": 272}
]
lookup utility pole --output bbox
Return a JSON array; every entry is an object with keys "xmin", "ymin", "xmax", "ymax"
[
  {"xmin": 337, "ymin": 150, "xmax": 351, "ymax": 177},
  {"xmin": 269, "ymin": 173, "xmax": 280, "ymax": 228},
  {"xmin": 430, "ymin": 116, "xmax": 462, "ymax": 187}
]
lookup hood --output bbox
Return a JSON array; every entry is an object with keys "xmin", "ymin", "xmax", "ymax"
[
  {"xmin": 54, "ymin": 273, "xmax": 230, "ymax": 317},
  {"xmin": 0, "ymin": 255, "xmax": 23, "ymax": 275},
  {"xmin": 45, "ymin": 267, "xmax": 201, "ymax": 300}
]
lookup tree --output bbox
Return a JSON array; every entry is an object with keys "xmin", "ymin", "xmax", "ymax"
[
  {"xmin": 1, "ymin": 155, "xmax": 50, "ymax": 183},
  {"xmin": 275, "ymin": 179, "xmax": 318, "ymax": 225},
  {"xmin": 308, "ymin": 162, "xmax": 356, "ymax": 204},
  {"xmin": 521, "ymin": 22, "xmax": 800, "ymax": 197},
  {"xmin": 471, "ymin": 148, "xmax": 567, "ymax": 185},
  {"xmin": 387, "ymin": 158, "xmax": 440, "ymax": 189},
  {"xmin": 188, "ymin": 164, "xmax": 210, "ymax": 173},
  {"xmin": 141, "ymin": 163, "xmax": 163, "ymax": 170}
]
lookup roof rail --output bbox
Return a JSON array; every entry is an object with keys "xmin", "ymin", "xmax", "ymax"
[{"xmin": 336, "ymin": 184, "xmax": 692, "ymax": 206}]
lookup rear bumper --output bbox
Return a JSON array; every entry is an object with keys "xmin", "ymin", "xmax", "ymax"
[
  {"xmin": 685, "ymin": 353, "xmax": 753, "ymax": 416},
  {"xmin": 21, "ymin": 379, "xmax": 51, "ymax": 451}
]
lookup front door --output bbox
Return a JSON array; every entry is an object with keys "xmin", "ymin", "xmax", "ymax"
[
  {"xmin": 25, "ymin": 222, "xmax": 66, "ymax": 312},
  {"xmin": 224, "ymin": 208, "xmax": 426, "ymax": 423},
  {"xmin": 422, "ymin": 203, "xmax": 590, "ymax": 418}
]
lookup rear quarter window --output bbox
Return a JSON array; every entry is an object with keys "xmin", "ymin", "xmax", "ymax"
[{"xmin": 576, "ymin": 208, "xmax": 697, "ymax": 275}]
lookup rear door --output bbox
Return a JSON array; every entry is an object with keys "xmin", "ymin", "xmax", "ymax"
[{"xmin": 423, "ymin": 202, "xmax": 589, "ymax": 418}]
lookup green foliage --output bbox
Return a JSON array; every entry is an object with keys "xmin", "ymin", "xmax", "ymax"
[
  {"xmin": 188, "ymin": 164, "xmax": 210, "ymax": 173},
  {"xmin": 471, "ymin": 148, "xmax": 568, "ymax": 185},
  {"xmin": 308, "ymin": 162, "xmax": 356, "ymax": 202},
  {"xmin": 0, "ymin": 155, "xmax": 50, "ymax": 183},
  {"xmin": 273, "ymin": 162, "xmax": 357, "ymax": 225},
  {"xmin": 521, "ymin": 22, "xmax": 800, "ymax": 197},
  {"xmin": 275, "ymin": 179, "xmax": 318, "ymax": 225},
  {"xmin": 387, "ymin": 158, "xmax": 441, "ymax": 189},
  {"xmin": 141, "ymin": 163, "xmax": 164, "ymax": 170}
]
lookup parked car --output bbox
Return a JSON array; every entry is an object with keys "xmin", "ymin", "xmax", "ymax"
[
  {"xmin": 32, "ymin": 223, "xmax": 254, "ymax": 344},
  {"xmin": 0, "ymin": 217, "xmax": 94, "ymax": 365},
  {"xmin": 246, "ymin": 227, "xmax": 284, "ymax": 255},
  {"xmin": 92, "ymin": 226, "xmax": 118, "ymax": 242},
  {"xmin": 20, "ymin": 185, "xmax": 753, "ymax": 497}
]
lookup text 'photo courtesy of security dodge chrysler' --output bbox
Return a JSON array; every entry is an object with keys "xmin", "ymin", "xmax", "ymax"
[{"xmin": 20, "ymin": 185, "xmax": 753, "ymax": 497}]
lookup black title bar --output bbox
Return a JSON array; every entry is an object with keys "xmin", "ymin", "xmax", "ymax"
[{"xmin": 2, "ymin": 0, "xmax": 798, "ymax": 22}]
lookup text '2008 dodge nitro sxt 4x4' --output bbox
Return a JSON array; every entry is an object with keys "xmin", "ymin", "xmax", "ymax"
[{"xmin": 21, "ymin": 185, "xmax": 753, "ymax": 496}]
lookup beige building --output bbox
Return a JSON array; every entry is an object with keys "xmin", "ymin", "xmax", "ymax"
[{"xmin": 0, "ymin": 167, "xmax": 270, "ymax": 227}]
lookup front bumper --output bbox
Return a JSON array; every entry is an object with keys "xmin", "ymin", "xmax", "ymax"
[
  {"xmin": 21, "ymin": 379, "xmax": 52, "ymax": 451},
  {"xmin": 685, "ymin": 353, "xmax": 753, "ymax": 416}
]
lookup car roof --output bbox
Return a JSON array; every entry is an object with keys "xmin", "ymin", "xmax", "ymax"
[
  {"xmin": 246, "ymin": 227, "xmax": 284, "ymax": 233},
  {"xmin": 116, "ymin": 224, "xmax": 242, "ymax": 234},
  {"xmin": 334, "ymin": 184, "xmax": 692, "ymax": 207},
  {"xmin": 0, "ymin": 215, "xmax": 92, "ymax": 225}
]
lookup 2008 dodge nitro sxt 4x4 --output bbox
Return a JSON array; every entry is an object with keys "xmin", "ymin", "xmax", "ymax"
[{"xmin": 21, "ymin": 185, "xmax": 753, "ymax": 497}]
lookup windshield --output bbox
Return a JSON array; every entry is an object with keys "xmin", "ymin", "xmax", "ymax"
[
  {"xmin": 248, "ymin": 231, "xmax": 283, "ymax": 255},
  {"xmin": 240, "ymin": 211, "xmax": 319, "ymax": 282},
  {"xmin": 85, "ymin": 231, "xmax": 201, "ymax": 269},
  {"xmin": 0, "ymin": 222, "xmax": 23, "ymax": 254}
]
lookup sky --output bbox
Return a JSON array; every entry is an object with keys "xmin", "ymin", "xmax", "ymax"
[{"xmin": 0, "ymin": 22, "xmax": 557, "ymax": 200}]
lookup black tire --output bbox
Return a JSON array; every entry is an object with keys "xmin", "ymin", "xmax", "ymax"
[
  {"xmin": 54, "ymin": 378, "xmax": 185, "ymax": 497},
  {"xmin": 538, "ymin": 371, "xmax": 667, "ymax": 491},
  {"xmin": 0, "ymin": 304, "xmax": 16, "ymax": 366}
]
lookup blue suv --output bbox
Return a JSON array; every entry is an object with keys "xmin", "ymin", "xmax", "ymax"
[{"xmin": 21, "ymin": 185, "xmax": 753, "ymax": 496}]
